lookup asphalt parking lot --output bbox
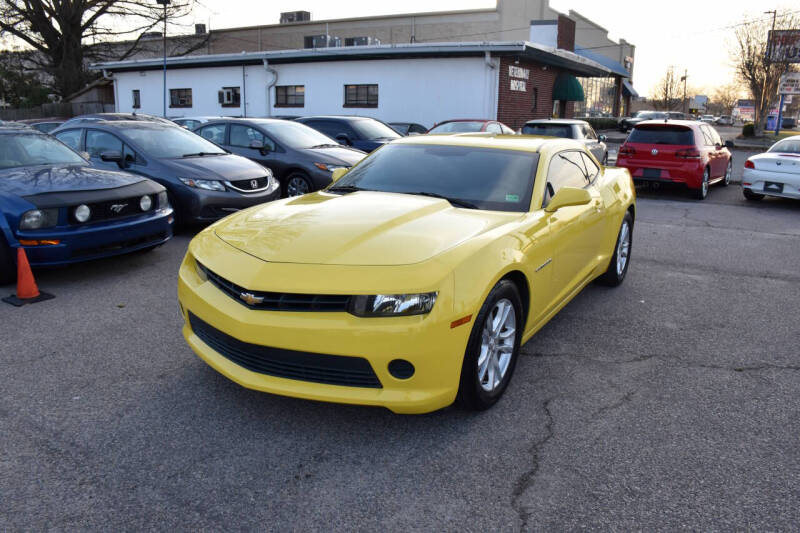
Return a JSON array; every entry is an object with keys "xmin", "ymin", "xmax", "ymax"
[{"xmin": 2, "ymin": 175, "xmax": 799, "ymax": 530}]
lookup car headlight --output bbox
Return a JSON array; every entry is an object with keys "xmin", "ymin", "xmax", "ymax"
[
  {"xmin": 349, "ymin": 292, "xmax": 438, "ymax": 317},
  {"xmin": 73, "ymin": 204, "xmax": 91, "ymax": 223},
  {"xmin": 139, "ymin": 195, "xmax": 152, "ymax": 211},
  {"xmin": 157, "ymin": 191, "xmax": 169, "ymax": 208},
  {"xmin": 314, "ymin": 163, "xmax": 348, "ymax": 172},
  {"xmin": 19, "ymin": 208, "xmax": 59, "ymax": 230},
  {"xmin": 179, "ymin": 178, "xmax": 226, "ymax": 191}
]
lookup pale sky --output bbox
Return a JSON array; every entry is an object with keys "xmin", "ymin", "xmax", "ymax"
[{"xmin": 183, "ymin": 0, "xmax": 797, "ymax": 97}]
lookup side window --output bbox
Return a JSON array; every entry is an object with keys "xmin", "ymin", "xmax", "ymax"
[
  {"xmin": 197, "ymin": 124, "xmax": 227, "ymax": 145},
  {"xmin": 123, "ymin": 143, "xmax": 140, "ymax": 165},
  {"xmin": 580, "ymin": 152, "xmax": 600, "ymax": 182},
  {"xmin": 486, "ymin": 123, "xmax": 502, "ymax": 134},
  {"xmin": 230, "ymin": 124, "xmax": 276, "ymax": 151},
  {"xmin": 544, "ymin": 151, "xmax": 589, "ymax": 206},
  {"xmin": 411, "ymin": 124, "xmax": 428, "ymax": 134},
  {"xmin": 55, "ymin": 129, "xmax": 82, "ymax": 151},
  {"xmin": 85, "ymin": 130, "xmax": 123, "ymax": 158},
  {"xmin": 709, "ymin": 127, "xmax": 722, "ymax": 146},
  {"xmin": 501, "ymin": 124, "xmax": 516, "ymax": 135},
  {"xmin": 311, "ymin": 120, "xmax": 356, "ymax": 140},
  {"xmin": 583, "ymin": 125, "xmax": 597, "ymax": 140},
  {"xmin": 699, "ymin": 125, "xmax": 714, "ymax": 146}
]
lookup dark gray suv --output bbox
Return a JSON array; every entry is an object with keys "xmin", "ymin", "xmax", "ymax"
[
  {"xmin": 195, "ymin": 118, "xmax": 366, "ymax": 196},
  {"xmin": 52, "ymin": 121, "xmax": 280, "ymax": 223}
]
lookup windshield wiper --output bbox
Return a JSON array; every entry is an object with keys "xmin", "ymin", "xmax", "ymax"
[
  {"xmin": 182, "ymin": 152, "xmax": 223, "ymax": 157},
  {"xmin": 310, "ymin": 144, "xmax": 342, "ymax": 149},
  {"xmin": 405, "ymin": 191, "xmax": 478, "ymax": 209}
]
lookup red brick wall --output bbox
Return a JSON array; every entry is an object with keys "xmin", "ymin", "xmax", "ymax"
[
  {"xmin": 557, "ymin": 15, "xmax": 576, "ymax": 52},
  {"xmin": 497, "ymin": 56, "xmax": 575, "ymax": 129}
]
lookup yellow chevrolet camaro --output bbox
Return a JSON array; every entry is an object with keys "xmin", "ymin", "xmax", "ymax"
[{"xmin": 178, "ymin": 134, "xmax": 635, "ymax": 413}]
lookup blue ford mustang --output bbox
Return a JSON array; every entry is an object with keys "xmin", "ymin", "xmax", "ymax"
[{"xmin": 0, "ymin": 125, "xmax": 173, "ymax": 285}]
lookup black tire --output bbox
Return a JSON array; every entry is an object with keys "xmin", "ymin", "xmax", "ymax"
[
  {"xmin": 721, "ymin": 159, "xmax": 732, "ymax": 186},
  {"xmin": 743, "ymin": 187, "xmax": 764, "ymax": 201},
  {"xmin": 601, "ymin": 152, "xmax": 609, "ymax": 166},
  {"xmin": 0, "ymin": 233, "xmax": 16, "ymax": 286},
  {"xmin": 456, "ymin": 279, "xmax": 523, "ymax": 411},
  {"xmin": 596, "ymin": 211, "xmax": 633, "ymax": 287},
  {"xmin": 284, "ymin": 172, "xmax": 313, "ymax": 197},
  {"xmin": 695, "ymin": 167, "xmax": 710, "ymax": 200}
]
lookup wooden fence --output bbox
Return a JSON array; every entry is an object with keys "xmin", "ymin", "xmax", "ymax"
[{"xmin": 0, "ymin": 102, "xmax": 114, "ymax": 121}]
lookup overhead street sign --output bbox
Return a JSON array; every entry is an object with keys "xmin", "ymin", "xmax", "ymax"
[{"xmin": 768, "ymin": 30, "xmax": 800, "ymax": 63}]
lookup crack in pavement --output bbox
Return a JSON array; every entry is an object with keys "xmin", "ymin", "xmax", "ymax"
[
  {"xmin": 511, "ymin": 397, "xmax": 555, "ymax": 532},
  {"xmin": 591, "ymin": 388, "xmax": 638, "ymax": 419}
]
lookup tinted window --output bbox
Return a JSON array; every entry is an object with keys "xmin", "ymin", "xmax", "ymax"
[
  {"xmin": 331, "ymin": 143, "xmax": 538, "ymax": 213},
  {"xmin": 429, "ymin": 121, "xmax": 486, "ymax": 134},
  {"xmin": 55, "ymin": 129, "xmax": 82, "ymax": 151},
  {"xmin": 0, "ymin": 133, "xmax": 86, "ymax": 170},
  {"xmin": 486, "ymin": 123, "xmax": 502, "ymax": 134},
  {"xmin": 582, "ymin": 125, "xmax": 597, "ymax": 140},
  {"xmin": 544, "ymin": 151, "xmax": 588, "ymax": 206},
  {"xmin": 521, "ymin": 123, "xmax": 573, "ymax": 138},
  {"xmin": 306, "ymin": 120, "xmax": 355, "ymax": 139},
  {"xmin": 122, "ymin": 126, "xmax": 227, "ymax": 158},
  {"xmin": 699, "ymin": 125, "xmax": 716, "ymax": 146},
  {"xmin": 197, "ymin": 124, "xmax": 226, "ymax": 144},
  {"xmin": 580, "ymin": 152, "xmax": 600, "ymax": 181},
  {"xmin": 410, "ymin": 124, "xmax": 428, "ymax": 134},
  {"xmin": 350, "ymin": 119, "xmax": 401, "ymax": 140},
  {"xmin": 391, "ymin": 124, "xmax": 410, "ymax": 135},
  {"xmin": 86, "ymin": 130, "xmax": 123, "ymax": 157},
  {"xmin": 257, "ymin": 121, "xmax": 339, "ymax": 149},
  {"xmin": 230, "ymin": 124, "xmax": 275, "ymax": 150},
  {"xmin": 628, "ymin": 126, "xmax": 694, "ymax": 145}
]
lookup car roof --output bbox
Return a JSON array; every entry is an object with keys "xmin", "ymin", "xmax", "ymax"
[
  {"xmin": 393, "ymin": 132, "xmax": 580, "ymax": 153},
  {"xmin": 296, "ymin": 115, "xmax": 377, "ymax": 121},
  {"xmin": 201, "ymin": 117, "xmax": 292, "ymax": 125},
  {"xmin": 61, "ymin": 120, "xmax": 175, "ymax": 130},
  {"xmin": 436, "ymin": 119, "xmax": 493, "ymax": 123},
  {"xmin": 0, "ymin": 124, "xmax": 42, "ymax": 134},
  {"xmin": 634, "ymin": 119, "xmax": 699, "ymax": 128}
]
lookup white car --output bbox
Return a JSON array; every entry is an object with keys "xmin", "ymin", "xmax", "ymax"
[
  {"xmin": 700, "ymin": 115, "xmax": 715, "ymax": 123},
  {"xmin": 742, "ymin": 135, "xmax": 800, "ymax": 200}
]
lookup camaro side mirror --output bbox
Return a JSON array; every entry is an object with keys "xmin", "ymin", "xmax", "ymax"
[
  {"xmin": 545, "ymin": 187, "xmax": 592, "ymax": 213},
  {"xmin": 100, "ymin": 150, "xmax": 123, "ymax": 164},
  {"xmin": 724, "ymin": 140, "xmax": 734, "ymax": 149},
  {"xmin": 330, "ymin": 167, "xmax": 348, "ymax": 183}
]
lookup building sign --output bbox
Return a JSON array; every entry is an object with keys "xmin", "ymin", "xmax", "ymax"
[
  {"xmin": 509, "ymin": 65, "xmax": 529, "ymax": 92},
  {"xmin": 767, "ymin": 30, "xmax": 800, "ymax": 63},
  {"xmin": 779, "ymin": 72, "xmax": 800, "ymax": 95}
]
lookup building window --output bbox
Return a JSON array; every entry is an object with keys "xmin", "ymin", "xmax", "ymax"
[
  {"xmin": 132, "ymin": 90, "xmax": 140, "ymax": 109},
  {"xmin": 169, "ymin": 88, "xmax": 192, "ymax": 108},
  {"xmin": 344, "ymin": 84, "xmax": 378, "ymax": 108},
  {"xmin": 345, "ymin": 37, "xmax": 369, "ymax": 46},
  {"xmin": 218, "ymin": 87, "xmax": 241, "ymax": 107},
  {"xmin": 275, "ymin": 85, "xmax": 305, "ymax": 107}
]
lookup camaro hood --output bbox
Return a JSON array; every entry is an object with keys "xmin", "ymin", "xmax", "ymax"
[
  {"xmin": 0, "ymin": 164, "xmax": 147, "ymax": 197},
  {"xmin": 213, "ymin": 191, "xmax": 521, "ymax": 266},
  {"xmin": 301, "ymin": 146, "xmax": 365, "ymax": 166},
  {"xmin": 163, "ymin": 154, "xmax": 267, "ymax": 181}
]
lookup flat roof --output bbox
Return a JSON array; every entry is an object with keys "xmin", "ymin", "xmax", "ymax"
[{"xmin": 91, "ymin": 41, "xmax": 614, "ymax": 77}]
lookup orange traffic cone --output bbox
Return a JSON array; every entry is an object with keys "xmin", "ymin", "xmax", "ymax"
[{"xmin": 2, "ymin": 247, "xmax": 54, "ymax": 306}]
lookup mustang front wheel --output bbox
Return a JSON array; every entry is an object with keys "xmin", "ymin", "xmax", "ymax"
[{"xmin": 456, "ymin": 280, "xmax": 523, "ymax": 410}]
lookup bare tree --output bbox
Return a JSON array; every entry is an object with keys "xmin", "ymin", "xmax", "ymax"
[
  {"xmin": 730, "ymin": 11, "xmax": 799, "ymax": 136},
  {"xmin": 0, "ymin": 0, "xmax": 205, "ymax": 98},
  {"xmin": 654, "ymin": 67, "xmax": 681, "ymax": 111},
  {"xmin": 710, "ymin": 82, "xmax": 742, "ymax": 115}
]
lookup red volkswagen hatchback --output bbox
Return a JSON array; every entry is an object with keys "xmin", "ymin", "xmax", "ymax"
[{"xmin": 616, "ymin": 120, "xmax": 733, "ymax": 200}]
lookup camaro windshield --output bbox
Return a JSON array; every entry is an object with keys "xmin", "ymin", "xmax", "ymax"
[
  {"xmin": 429, "ymin": 121, "xmax": 486, "ymax": 133},
  {"xmin": 330, "ymin": 143, "xmax": 539, "ymax": 212},
  {"xmin": 0, "ymin": 133, "xmax": 86, "ymax": 170},
  {"xmin": 122, "ymin": 126, "xmax": 227, "ymax": 158}
]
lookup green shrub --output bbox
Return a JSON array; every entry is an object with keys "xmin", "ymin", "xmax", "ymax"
[
  {"xmin": 584, "ymin": 117, "xmax": 619, "ymax": 131},
  {"xmin": 742, "ymin": 123, "xmax": 755, "ymax": 137}
]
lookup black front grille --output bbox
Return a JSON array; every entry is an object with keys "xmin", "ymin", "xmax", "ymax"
[
  {"xmin": 71, "ymin": 231, "xmax": 169, "ymax": 258},
  {"xmin": 198, "ymin": 262, "xmax": 351, "ymax": 312},
  {"xmin": 228, "ymin": 177, "xmax": 268, "ymax": 192},
  {"xmin": 70, "ymin": 195, "xmax": 154, "ymax": 224},
  {"xmin": 189, "ymin": 312, "xmax": 382, "ymax": 388}
]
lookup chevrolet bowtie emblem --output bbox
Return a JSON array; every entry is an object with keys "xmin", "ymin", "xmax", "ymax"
[{"xmin": 239, "ymin": 292, "xmax": 264, "ymax": 305}]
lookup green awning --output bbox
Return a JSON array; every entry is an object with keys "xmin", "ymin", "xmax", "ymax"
[{"xmin": 553, "ymin": 73, "xmax": 585, "ymax": 101}]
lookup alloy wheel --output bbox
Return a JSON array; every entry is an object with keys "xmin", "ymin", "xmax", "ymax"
[
  {"xmin": 724, "ymin": 161, "xmax": 732, "ymax": 185},
  {"xmin": 287, "ymin": 176, "xmax": 310, "ymax": 196},
  {"xmin": 616, "ymin": 220, "xmax": 631, "ymax": 276},
  {"xmin": 477, "ymin": 299, "xmax": 516, "ymax": 392}
]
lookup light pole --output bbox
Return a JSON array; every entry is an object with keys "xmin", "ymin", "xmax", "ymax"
[
  {"xmin": 764, "ymin": 10, "xmax": 777, "ymax": 134},
  {"xmin": 680, "ymin": 70, "xmax": 687, "ymax": 115},
  {"xmin": 156, "ymin": 0, "xmax": 170, "ymax": 118}
]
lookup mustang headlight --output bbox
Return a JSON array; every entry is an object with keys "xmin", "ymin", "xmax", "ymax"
[
  {"xmin": 349, "ymin": 292, "xmax": 437, "ymax": 317},
  {"xmin": 179, "ymin": 178, "xmax": 226, "ymax": 191},
  {"xmin": 19, "ymin": 208, "xmax": 59, "ymax": 230}
]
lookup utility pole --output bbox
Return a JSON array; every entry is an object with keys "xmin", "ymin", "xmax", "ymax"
[
  {"xmin": 681, "ymin": 70, "xmax": 687, "ymax": 115},
  {"xmin": 764, "ymin": 10, "xmax": 777, "ymax": 134},
  {"xmin": 157, "ymin": 0, "xmax": 171, "ymax": 118}
]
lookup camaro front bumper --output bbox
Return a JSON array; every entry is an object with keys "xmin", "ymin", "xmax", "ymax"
[{"xmin": 177, "ymin": 236, "xmax": 473, "ymax": 414}]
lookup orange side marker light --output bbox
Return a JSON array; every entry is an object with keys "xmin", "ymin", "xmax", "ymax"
[{"xmin": 450, "ymin": 315, "xmax": 472, "ymax": 329}]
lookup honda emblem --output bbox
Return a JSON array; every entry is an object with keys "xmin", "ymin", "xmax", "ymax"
[{"xmin": 250, "ymin": 179, "xmax": 259, "ymax": 189}]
